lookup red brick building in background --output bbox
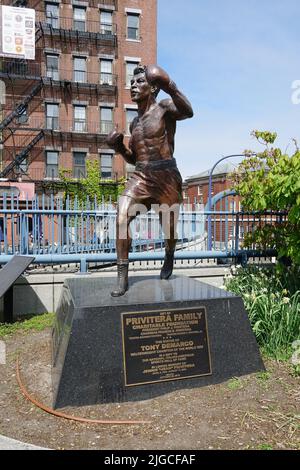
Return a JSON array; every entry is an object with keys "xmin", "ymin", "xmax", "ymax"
[
  {"xmin": 183, "ymin": 163, "xmax": 240, "ymax": 210},
  {"xmin": 183, "ymin": 163, "xmax": 242, "ymax": 246},
  {"xmin": 0, "ymin": 0, "xmax": 157, "ymax": 193}
]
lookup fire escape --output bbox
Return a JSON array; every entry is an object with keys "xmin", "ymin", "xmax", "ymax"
[{"xmin": 0, "ymin": 0, "xmax": 118, "ymax": 181}]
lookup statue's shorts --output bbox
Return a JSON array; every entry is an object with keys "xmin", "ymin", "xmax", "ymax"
[{"xmin": 122, "ymin": 159, "xmax": 183, "ymax": 209}]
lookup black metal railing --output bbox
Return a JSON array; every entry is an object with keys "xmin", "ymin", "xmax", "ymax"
[
  {"xmin": 47, "ymin": 120, "xmax": 114, "ymax": 135},
  {"xmin": 0, "ymin": 59, "xmax": 117, "ymax": 87},
  {"xmin": 21, "ymin": 167, "xmax": 59, "ymax": 181},
  {"xmin": 3, "ymin": 116, "xmax": 115, "ymax": 135},
  {"xmin": 100, "ymin": 72, "xmax": 114, "ymax": 86},
  {"xmin": 60, "ymin": 0, "xmax": 117, "ymax": 9},
  {"xmin": 45, "ymin": 117, "xmax": 59, "ymax": 131},
  {"xmin": 99, "ymin": 120, "xmax": 114, "ymax": 135},
  {"xmin": 0, "ymin": 60, "xmax": 41, "ymax": 78},
  {"xmin": 73, "ymin": 119, "xmax": 87, "ymax": 133},
  {"xmin": 37, "ymin": 14, "xmax": 117, "ymax": 37}
]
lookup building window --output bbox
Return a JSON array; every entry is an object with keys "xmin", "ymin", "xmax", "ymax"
[
  {"xmin": 73, "ymin": 6, "xmax": 86, "ymax": 32},
  {"xmin": 197, "ymin": 185, "xmax": 203, "ymax": 196},
  {"xmin": 45, "ymin": 2, "xmax": 59, "ymax": 28},
  {"xmin": 100, "ymin": 59, "xmax": 113, "ymax": 85},
  {"xmin": 127, "ymin": 13, "xmax": 140, "ymax": 40},
  {"xmin": 126, "ymin": 61, "xmax": 139, "ymax": 87},
  {"xmin": 46, "ymin": 54, "xmax": 59, "ymax": 80},
  {"xmin": 73, "ymin": 57, "xmax": 86, "ymax": 83},
  {"xmin": 125, "ymin": 108, "xmax": 138, "ymax": 135},
  {"xmin": 46, "ymin": 150, "xmax": 59, "ymax": 178},
  {"xmin": 100, "ymin": 10, "xmax": 113, "ymax": 34},
  {"xmin": 45, "ymin": 103, "xmax": 59, "ymax": 130},
  {"xmin": 73, "ymin": 105, "xmax": 86, "ymax": 132},
  {"xmin": 73, "ymin": 152, "xmax": 86, "ymax": 178},
  {"xmin": 100, "ymin": 107, "xmax": 113, "ymax": 134},
  {"xmin": 100, "ymin": 153, "xmax": 112, "ymax": 179},
  {"xmin": 16, "ymin": 105, "xmax": 28, "ymax": 124},
  {"xmin": 17, "ymin": 158, "xmax": 28, "ymax": 174}
]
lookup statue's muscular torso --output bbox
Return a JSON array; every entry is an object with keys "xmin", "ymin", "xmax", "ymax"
[{"xmin": 129, "ymin": 101, "xmax": 176, "ymax": 164}]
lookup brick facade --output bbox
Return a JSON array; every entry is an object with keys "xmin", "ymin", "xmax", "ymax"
[{"xmin": 0, "ymin": 0, "xmax": 157, "ymax": 190}]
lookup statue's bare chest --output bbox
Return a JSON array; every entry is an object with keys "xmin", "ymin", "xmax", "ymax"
[{"xmin": 131, "ymin": 107, "xmax": 165, "ymax": 141}]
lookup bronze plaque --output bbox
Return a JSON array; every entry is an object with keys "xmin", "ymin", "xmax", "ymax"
[{"xmin": 121, "ymin": 307, "xmax": 212, "ymax": 387}]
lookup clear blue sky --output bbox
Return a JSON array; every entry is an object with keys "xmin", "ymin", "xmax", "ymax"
[{"xmin": 158, "ymin": 0, "xmax": 300, "ymax": 178}]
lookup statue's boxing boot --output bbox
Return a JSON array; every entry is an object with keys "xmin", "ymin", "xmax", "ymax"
[
  {"xmin": 111, "ymin": 261, "xmax": 129, "ymax": 297},
  {"xmin": 160, "ymin": 250, "xmax": 175, "ymax": 280}
]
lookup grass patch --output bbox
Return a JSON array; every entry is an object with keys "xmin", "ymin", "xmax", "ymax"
[
  {"xmin": 0, "ymin": 313, "xmax": 54, "ymax": 338},
  {"xmin": 257, "ymin": 443, "xmax": 273, "ymax": 450},
  {"xmin": 256, "ymin": 371, "xmax": 271, "ymax": 389},
  {"xmin": 227, "ymin": 377, "xmax": 243, "ymax": 390},
  {"xmin": 256, "ymin": 371, "xmax": 271, "ymax": 382}
]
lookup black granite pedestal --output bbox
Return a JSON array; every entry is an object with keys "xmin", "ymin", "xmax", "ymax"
[{"xmin": 52, "ymin": 276, "xmax": 264, "ymax": 409}]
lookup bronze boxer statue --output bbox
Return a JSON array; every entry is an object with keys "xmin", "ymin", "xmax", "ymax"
[{"xmin": 107, "ymin": 65, "xmax": 193, "ymax": 296}]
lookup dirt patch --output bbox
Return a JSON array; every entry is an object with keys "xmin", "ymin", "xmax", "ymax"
[{"xmin": 0, "ymin": 328, "xmax": 299, "ymax": 450}]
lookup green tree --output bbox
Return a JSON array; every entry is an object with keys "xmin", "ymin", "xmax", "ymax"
[
  {"xmin": 59, "ymin": 159, "xmax": 125, "ymax": 206},
  {"xmin": 232, "ymin": 131, "xmax": 300, "ymax": 265}
]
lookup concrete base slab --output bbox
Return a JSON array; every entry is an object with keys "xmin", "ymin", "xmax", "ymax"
[{"xmin": 0, "ymin": 434, "xmax": 49, "ymax": 450}]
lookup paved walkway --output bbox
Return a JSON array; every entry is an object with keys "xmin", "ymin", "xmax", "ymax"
[{"xmin": 0, "ymin": 434, "xmax": 49, "ymax": 450}]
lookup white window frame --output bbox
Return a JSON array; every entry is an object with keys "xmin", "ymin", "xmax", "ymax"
[
  {"xmin": 100, "ymin": 58, "xmax": 113, "ymax": 85},
  {"xmin": 126, "ymin": 13, "xmax": 140, "ymax": 41}
]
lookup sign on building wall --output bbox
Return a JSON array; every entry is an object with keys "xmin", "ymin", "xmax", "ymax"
[{"xmin": 0, "ymin": 6, "xmax": 35, "ymax": 60}]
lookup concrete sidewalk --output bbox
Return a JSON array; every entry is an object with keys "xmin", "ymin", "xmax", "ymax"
[{"xmin": 0, "ymin": 434, "xmax": 49, "ymax": 450}]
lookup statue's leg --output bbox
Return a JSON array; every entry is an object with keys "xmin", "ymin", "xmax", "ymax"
[
  {"xmin": 159, "ymin": 205, "xmax": 179, "ymax": 280},
  {"xmin": 111, "ymin": 195, "xmax": 136, "ymax": 297}
]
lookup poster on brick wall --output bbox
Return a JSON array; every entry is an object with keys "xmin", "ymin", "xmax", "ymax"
[{"xmin": 0, "ymin": 6, "xmax": 35, "ymax": 60}]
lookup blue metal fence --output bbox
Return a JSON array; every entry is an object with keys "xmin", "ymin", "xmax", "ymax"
[{"xmin": 0, "ymin": 192, "xmax": 287, "ymax": 271}]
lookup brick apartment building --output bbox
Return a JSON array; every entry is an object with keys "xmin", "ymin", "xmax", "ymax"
[
  {"xmin": 0, "ymin": 0, "xmax": 157, "ymax": 193},
  {"xmin": 182, "ymin": 163, "xmax": 242, "ymax": 245},
  {"xmin": 183, "ymin": 163, "xmax": 240, "ymax": 210}
]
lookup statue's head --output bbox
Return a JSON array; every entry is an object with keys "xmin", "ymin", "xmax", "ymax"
[{"xmin": 130, "ymin": 65, "xmax": 159, "ymax": 103}]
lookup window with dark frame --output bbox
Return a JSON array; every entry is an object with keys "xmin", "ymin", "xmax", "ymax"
[
  {"xmin": 17, "ymin": 158, "xmax": 28, "ymax": 174},
  {"xmin": 73, "ymin": 6, "xmax": 86, "ymax": 32},
  {"xmin": 73, "ymin": 105, "xmax": 87, "ymax": 132},
  {"xmin": 100, "ymin": 107, "xmax": 113, "ymax": 134},
  {"xmin": 46, "ymin": 150, "xmax": 59, "ymax": 178},
  {"xmin": 46, "ymin": 54, "xmax": 59, "ymax": 80},
  {"xmin": 100, "ymin": 153, "xmax": 112, "ymax": 179},
  {"xmin": 73, "ymin": 152, "xmax": 86, "ymax": 178},
  {"xmin": 73, "ymin": 56, "xmax": 86, "ymax": 83},
  {"xmin": 100, "ymin": 10, "xmax": 113, "ymax": 34},
  {"xmin": 45, "ymin": 2, "xmax": 59, "ymax": 28},
  {"xmin": 16, "ymin": 105, "xmax": 28, "ymax": 124},
  {"xmin": 45, "ymin": 102, "xmax": 59, "ymax": 130}
]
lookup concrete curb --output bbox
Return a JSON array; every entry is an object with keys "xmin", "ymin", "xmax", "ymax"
[{"xmin": 0, "ymin": 434, "xmax": 49, "ymax": 450}]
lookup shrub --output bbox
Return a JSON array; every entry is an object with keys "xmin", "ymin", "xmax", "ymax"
[{"xmin": 225, "ymin": 266, "xmax": 300, "ymax": 360}]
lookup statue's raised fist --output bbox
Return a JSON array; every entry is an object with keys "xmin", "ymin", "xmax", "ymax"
[
  {"xmin": 145, "ymin": 65, "xmax": 171, "ymax": 92},
  {"xmin": 106, "ymin": 129, "xmax": 124, "ymax": 150}
]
